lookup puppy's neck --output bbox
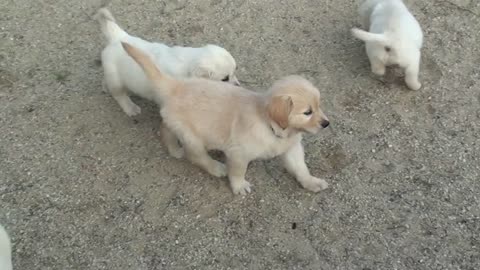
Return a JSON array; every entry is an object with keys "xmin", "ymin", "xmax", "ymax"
[
  {"xmin": 259, "ymin": 97, "xmax": 292, "ymax": 139},
  {"xmin": 270, "ymin": 121, "xmax": 291, "ymax": 139}
]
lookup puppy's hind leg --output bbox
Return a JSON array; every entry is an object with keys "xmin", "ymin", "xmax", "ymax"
[
  {"xmin": 281, "ymin": 141, "xmax": 328, "ymax": 192},
  {"xmin": 101, "ymin": 79, "xmax": 108, "ymax": 93},
  {"xmin": 182, "ymin": 138, "xmax": 227, "ymax": 178},
  {"xmin": 160, "ymin": 124, "xmax": 184, "ymax": 159},
  {"xmin": 104, "ymin": 68, "xmax": 141, "ymax": 116},
  {"xmin": 370, "ymin": 58, "xmax": 386, "ymax": 76},
  {"xmin": 110, "ymin": 88, "xmax": 141, "ymax": 117},
  {"xmin": 404, "ymin": 53, "xmax": 422, "ymax": 90},
  {"xmin": 226, "ymin": 155, "xmax": 251, "ymax": 195}
]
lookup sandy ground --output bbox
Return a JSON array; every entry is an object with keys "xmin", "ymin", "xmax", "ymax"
[{"xmin": 1, "ymin": 0, "xmax": 479, "ymax": 269}]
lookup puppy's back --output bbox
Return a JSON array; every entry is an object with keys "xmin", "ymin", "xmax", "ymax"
[
  {"xmin": 0, "ymin": 224, "xmax": 12, "ymax": 270},
  {"xmin": 164, "ymin": 79, "xmax": 261, "ymax": 145}
]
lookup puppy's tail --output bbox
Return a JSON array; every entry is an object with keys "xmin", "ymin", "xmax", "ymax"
[
  {"xmin": 121, "ymin": 42, "xmax": 177, "ymax": 100},
  {"xmin": 95, "ymin": 8, "xmax": 128, "ymax": 43},
  {"xmin": 0, "ymin": 225, "xmax": 13, "ymax": 270},
  {"xmin": 351, "ymin": 28, "xmax": 388, "ymax": 44}
]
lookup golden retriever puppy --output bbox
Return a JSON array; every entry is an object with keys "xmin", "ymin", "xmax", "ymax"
[{"xmin": 122, "ymin": 42, "xmax": 330, "ymax": 195}]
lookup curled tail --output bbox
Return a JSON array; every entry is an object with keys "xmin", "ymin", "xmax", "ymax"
[
  {"xmin": 0, "ymin": 225, "xmax": 12, "ymax": 270},
  {"xmin": 95, "ymin": 8, "xmax": 128, "ymax": 43},
  {"xmin": 121, "ymin": 42, "xmax": 177, "ymax": 99},
  {"xmin": 351, "ymin": 28, "xmax": 388, "ymax": 45}
]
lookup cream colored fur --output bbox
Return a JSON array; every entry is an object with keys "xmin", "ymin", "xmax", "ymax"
[{"xmin": 121, "ymin": 42, "xmax": 331, "ymax": 195}]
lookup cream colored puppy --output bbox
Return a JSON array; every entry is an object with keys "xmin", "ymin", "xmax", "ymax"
[
  {"xmin": 95, "ymin": 8, "xmax": 239, "ymax": 116},
  {"xmin": 352, "ymin": 0, "xmax": 423, "ymax": 90},
  {"xmin": 121, "ymin": 42, "xmax": 331, "ymax": 195},
  {"xmin": 0, "ymin": 224, "xmax": 12, "ymax": 270}
]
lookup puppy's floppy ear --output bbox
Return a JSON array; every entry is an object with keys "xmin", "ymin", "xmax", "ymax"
[{"xmin": 267, "ymin": 95, "xmax": 293, "ymax": 129}]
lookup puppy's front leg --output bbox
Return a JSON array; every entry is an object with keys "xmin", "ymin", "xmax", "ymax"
[
  {"xmin": 226, "ymin": 156, "xmax": 251, "ymax": 195},
  {"xmin": 281, "ymin": 141, "xmax": 328, "ymax": 192}
]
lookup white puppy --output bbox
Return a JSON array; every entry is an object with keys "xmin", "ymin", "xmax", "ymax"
[
  {"xmin": 0, "ymin": 224, "xmax": 12, "ymax": 270},
  {"xmin": 95, "ymin": 8, "xmax": 240, "ymax": 116},
  {"xmin": 351, "ymin": 0, "xmax": 423, "ymax": 90}
]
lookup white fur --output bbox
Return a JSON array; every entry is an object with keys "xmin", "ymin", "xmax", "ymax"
[
  {"xmin": 352, "ymin": 0, "xmax": 423, "ymax": 90},
  {"xmin": 95, "ymin": 8, "xmax": 240, "ymax": 116},
  {"xmin": 0, "ymin": 225, "xmax": 12, "ymax": 270}
]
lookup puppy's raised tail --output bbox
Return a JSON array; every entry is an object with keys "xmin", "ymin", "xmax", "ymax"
[
  {"xmin": 95, "ymin": 8, "xmax": 128, "ymax": 43},
  {"xmin": 121, "ymin": 42, "xmax": 177, "ymax": 99},
  {"xmin": 0, "ymin": 224, "xmax": 13, "ymax": 270},
  {"xmin": 351, "ymin": 28, "xmax": 388, "ymax": 44}
]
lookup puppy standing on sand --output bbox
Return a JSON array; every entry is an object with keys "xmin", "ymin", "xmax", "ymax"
[
  {"xmin": 351, "ymin": 0, "xmax": 423, "ymax": 90},
  {"xmin": 0, "ymin": 224, "xmax": 13, "ymax": 270},
  {"xmin": 95, "ymin": 8, "xmax": 240, "ymax": 116},
  {"xmin": 121, "ymin": 42, "xmax": 330, "ymax": 195}
]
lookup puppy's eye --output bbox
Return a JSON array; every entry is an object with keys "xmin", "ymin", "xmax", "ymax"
[
  {"xmin": 385, "ymin": 46, "xmax": 391, "ymax": 52},
  {"xmin": 222, "ymin": 75, "xmax": 229, "ymax": 82},
  {"xmin": 303, "ymin": 109, "xmax": 313, "ymax": 116}
]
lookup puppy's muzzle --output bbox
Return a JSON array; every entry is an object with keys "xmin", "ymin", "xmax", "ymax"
[{"xmin": 320, "ymin": 119, "xmax": 330, "ymax": 128}]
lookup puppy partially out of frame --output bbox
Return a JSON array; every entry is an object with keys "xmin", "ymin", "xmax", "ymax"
[
  {"xmin": 95, "ymin": 8, "xmax": 240, "ymax": 116},
  {"xmin": 121, "ymin": 42, "xmax": 330, "ymax": 195},
  {"xmin": 0, "ymin": 224, "xmax": 12, "ymax": 270},
  {"xmin": 352, "ymin": 0, "xmax": 423, "ymax": 90}
]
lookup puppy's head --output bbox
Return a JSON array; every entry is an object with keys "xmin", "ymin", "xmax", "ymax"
[
  {"xmin": 190, "ymin": 45, "xmax": 240, "ymax": 85},
  {"xmin": 266, "ymin": 76, "xmax": 329, "ymax": 136}
]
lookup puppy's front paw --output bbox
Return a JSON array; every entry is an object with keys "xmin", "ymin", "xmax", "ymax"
[
  {"xmin": 301, "ymin": 177, "xmax": 329, "ymax": 193},
  {"xmin": 208, "ymin": 161, "xmax": 227, "ymax": 178},
  {"xmin": 230, "ymin": 179, "xmax": 252, "ymax": 195}
]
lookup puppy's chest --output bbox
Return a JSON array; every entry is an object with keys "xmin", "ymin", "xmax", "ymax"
[{"xmin": 250, "ymin": 135, "xmax": 297, "ymax": 159}]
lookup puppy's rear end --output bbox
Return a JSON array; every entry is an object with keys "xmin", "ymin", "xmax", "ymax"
[
  {"xmin": 95, "ymin": 8, "xmax": 128, "ymax": 43},
  {"xmin": 352, "ymin": 0, "xmax": 423, "ymax": 90}
]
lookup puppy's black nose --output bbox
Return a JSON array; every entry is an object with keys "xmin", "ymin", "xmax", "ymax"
[{"xmin": 321, "ymin": 120, "xmax": 330, "ymax": 128}]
